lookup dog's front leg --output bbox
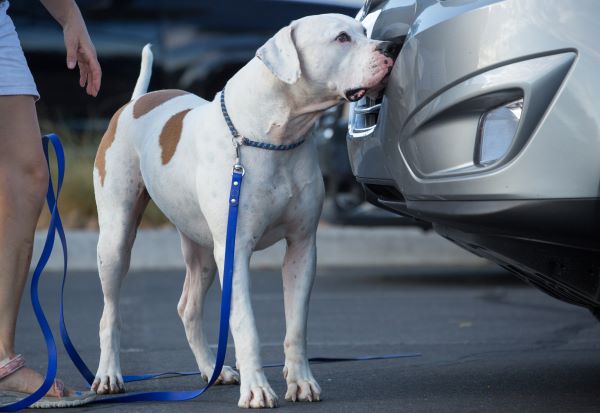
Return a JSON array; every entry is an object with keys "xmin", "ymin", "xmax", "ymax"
[
  {"xmin": 281, "ymin": 234, "xmax": 321, "ymax": 402},
  {"xmin": 178, "ymin": 233, "xmax": 240, "ymax": 385},
  {"xmin": 214, "ymin": 245, "xmax": 278, "ymax": 409}
]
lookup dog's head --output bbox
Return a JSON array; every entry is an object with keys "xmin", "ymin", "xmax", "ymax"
[{"xmin": 256, "ymin": 14, "xmax": 399, "ymax": 102}]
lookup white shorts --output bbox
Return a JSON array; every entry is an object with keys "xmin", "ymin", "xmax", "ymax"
[{"xmin": 0, "ymin": 0, "xmax": 39, "ymax": 100}]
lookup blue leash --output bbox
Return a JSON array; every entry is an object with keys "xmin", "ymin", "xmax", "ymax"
[
  {"xmin": 0, "ymin": 133, "xmax": 419, "ymax": 411},
  {"xmin": 0, "ymin": 134, "xmax": 240, "ymax": 410},
  {"xmin": 65, "ymin": 154, "xmax": 245, "ymax": 404}
]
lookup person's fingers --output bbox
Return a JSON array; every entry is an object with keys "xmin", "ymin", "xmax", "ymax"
[
  {"xmin": 78, "ymin": 60, "xmax": 88, "ymax": 88},
  {"xmin": 76, "ymin": 45, "xmax": 101, "ymax": 96},
  {"xmin": 90, "ymin": 63, "xmax": 102, "ymax": 96},
  {"xmin": 86, "ymin": 73, "xmax": 94, "ymax": 96},
  {"xmin": 65, "ymin": 38, "xmax": 78, "ymax": 70},
  {"xmin": 86, "ymin": 74, "xmax": 93, "ymax": 95},
  {"xmin": 85, "ymin": 51, "xmax": 102, "ymax": 96}
]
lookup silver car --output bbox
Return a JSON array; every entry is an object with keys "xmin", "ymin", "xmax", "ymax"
[{"xmin": 347, "ymin": 0, "xmax": 600, "ymax": 316}]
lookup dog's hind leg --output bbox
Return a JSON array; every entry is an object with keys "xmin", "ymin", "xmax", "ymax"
[
  {"xmin": 92, "ymin": 118, "xmax": 149, "ymax": 394},
  {"xmin": 177, "ymin": 233, "xmax": 239, "ymax": 385}
]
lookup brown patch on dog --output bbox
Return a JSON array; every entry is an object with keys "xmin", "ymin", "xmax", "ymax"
[
  {"xmin": 159, "ymin": 108, "xmax": 192, "ymax": 164},
  {"xmin": 133, "ymin": 89, "xmax": 189, "ymax": 119},
  {"xmin": 95, "ymin": 104, "xmax": 128, "ymax": 186}
]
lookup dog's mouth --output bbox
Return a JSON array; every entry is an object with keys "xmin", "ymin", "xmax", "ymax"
[
  {"xmin": 345, "ymin": 68, "xmax": 393, "ymax": 102},
  {"xmin": 345, "ymin": 88, "xmax": 368, "ymax": 102}
]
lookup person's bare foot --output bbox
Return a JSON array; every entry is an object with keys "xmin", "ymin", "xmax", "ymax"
[{"xmin": 0, "ymin": 365, "xmax": 74, "ymax": 398}]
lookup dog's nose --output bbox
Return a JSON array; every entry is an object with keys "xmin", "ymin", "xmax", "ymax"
[{"xmin": 375, "ymin": 41, "xmax": 400, "ymax": 59}]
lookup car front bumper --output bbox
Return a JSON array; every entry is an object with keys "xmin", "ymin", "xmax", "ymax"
[{"xmin": 348, "ymin": 0, "xmax": 600, "ymax": 310}]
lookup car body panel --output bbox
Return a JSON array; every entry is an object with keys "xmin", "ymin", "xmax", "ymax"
[
  {"xmin": 352, "ymin": 0, "xmax": 600, "ymax": 200},
  {"xmin": 348, "ymin": 0, "xmax": 600, "ymax": 311}
]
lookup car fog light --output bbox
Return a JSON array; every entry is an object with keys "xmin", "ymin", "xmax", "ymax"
[{"xmin": 477, "ymin": 99, "xmax": 523, "ymax": 165}]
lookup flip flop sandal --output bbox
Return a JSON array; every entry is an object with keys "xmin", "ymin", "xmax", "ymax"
[
  {"xmin": 0, "ymin": 354, "xmax": 96, "ymax": 409},
  {"xmin": 0, "ymin": 389, "xmax": 97, "ymax": 409}
]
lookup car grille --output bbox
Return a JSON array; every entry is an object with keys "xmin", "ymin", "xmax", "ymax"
[{"xmin": 348, "ymin": 95, "xmax": 382, "ymax": 138}]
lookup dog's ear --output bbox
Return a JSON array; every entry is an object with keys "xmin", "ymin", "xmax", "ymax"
[{"xmin": 256, "ymin": 22, "xmax": 301, "ymax": 85}]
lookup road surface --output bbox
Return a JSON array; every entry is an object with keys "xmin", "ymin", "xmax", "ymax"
[{"xmin": 13, "ymin": 269, "xmax": 600, "ymax": 412}]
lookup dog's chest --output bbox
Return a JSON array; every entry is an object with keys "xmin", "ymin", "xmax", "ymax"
[{"xmin": 238, "ymin": 156, "xmax": 322, "ymax": 246}]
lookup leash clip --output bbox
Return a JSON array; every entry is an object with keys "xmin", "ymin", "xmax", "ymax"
[
  {"xmin": 233, "ymin": 138, "xmax": 241, "ymax": 159},
  {"xmin": 232, "ymin": 138, "xmax": 244, "ymax": 175},
  {"xmin": 232, "ymin": 143, "xmax": 244, "ymax": 175},
  {"xmin": 232, "ymin": 163, "xmax": 245, "ymax": 176}
]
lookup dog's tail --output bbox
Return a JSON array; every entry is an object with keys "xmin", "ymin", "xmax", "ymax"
[{"xmin": 131, "ymin": 44, "xmax": 153, "ymax": 100}]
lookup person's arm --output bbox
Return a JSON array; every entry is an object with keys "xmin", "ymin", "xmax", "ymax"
[{"xmin": 39, "ymin": 0, "xmax": 101, "ymax": 96}]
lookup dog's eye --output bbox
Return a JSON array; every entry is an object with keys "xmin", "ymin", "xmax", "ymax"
[{"xmin": 335, "ymin": 32, "xmax": 351, "ymax": 43}]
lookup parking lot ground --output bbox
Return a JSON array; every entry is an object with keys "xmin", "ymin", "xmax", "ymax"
[{"xmin": 14, "ymin": 269, "xmax": 600, "ymax": 412}]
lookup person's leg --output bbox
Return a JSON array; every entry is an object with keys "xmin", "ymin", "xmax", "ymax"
[{"xmin": 0, "ymin": 95, "xmax": 63, "ymax": 396}]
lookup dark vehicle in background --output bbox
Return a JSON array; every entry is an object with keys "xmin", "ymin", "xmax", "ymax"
[
  {"xmin": 11, "ymin": 0, "xmax": 361, "ymax": 125},
  {"xmin": 348, "ymin": 0, "xmax": 600, "ymax": 316}
]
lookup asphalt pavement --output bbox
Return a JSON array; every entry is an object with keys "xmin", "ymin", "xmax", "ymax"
[{"xmin": 14, "ymin": 269, "xmax": 600, "ymax": 412}]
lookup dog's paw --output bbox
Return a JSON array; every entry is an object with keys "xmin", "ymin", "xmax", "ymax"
[
  {"xmin": 202, "ymin": 365, "xmax": 240, "ymax": 385},
  {"xmin": 283, "ymin": 364, "xmax": 321, "ymax": 402},
  {"xmin": 238, "ymin": 370, "xmax": 278, "ymax": 408},
  {"xmin": 238, "ymin": 386, "xmax": 278, "ymax": 409},
  {"xmin": 91, "ymin": 372, "xmax": 125, "ymax": 395}
]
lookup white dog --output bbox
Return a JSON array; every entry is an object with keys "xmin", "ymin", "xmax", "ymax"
[{"xmin": 92, "ymin": 13, "xmax": 397, "ymax": 408}]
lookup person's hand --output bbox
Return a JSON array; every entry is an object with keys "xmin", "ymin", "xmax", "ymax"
[{"xmin": 62, "ymin": 10, "xmax": 101, "ymax": 97}]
